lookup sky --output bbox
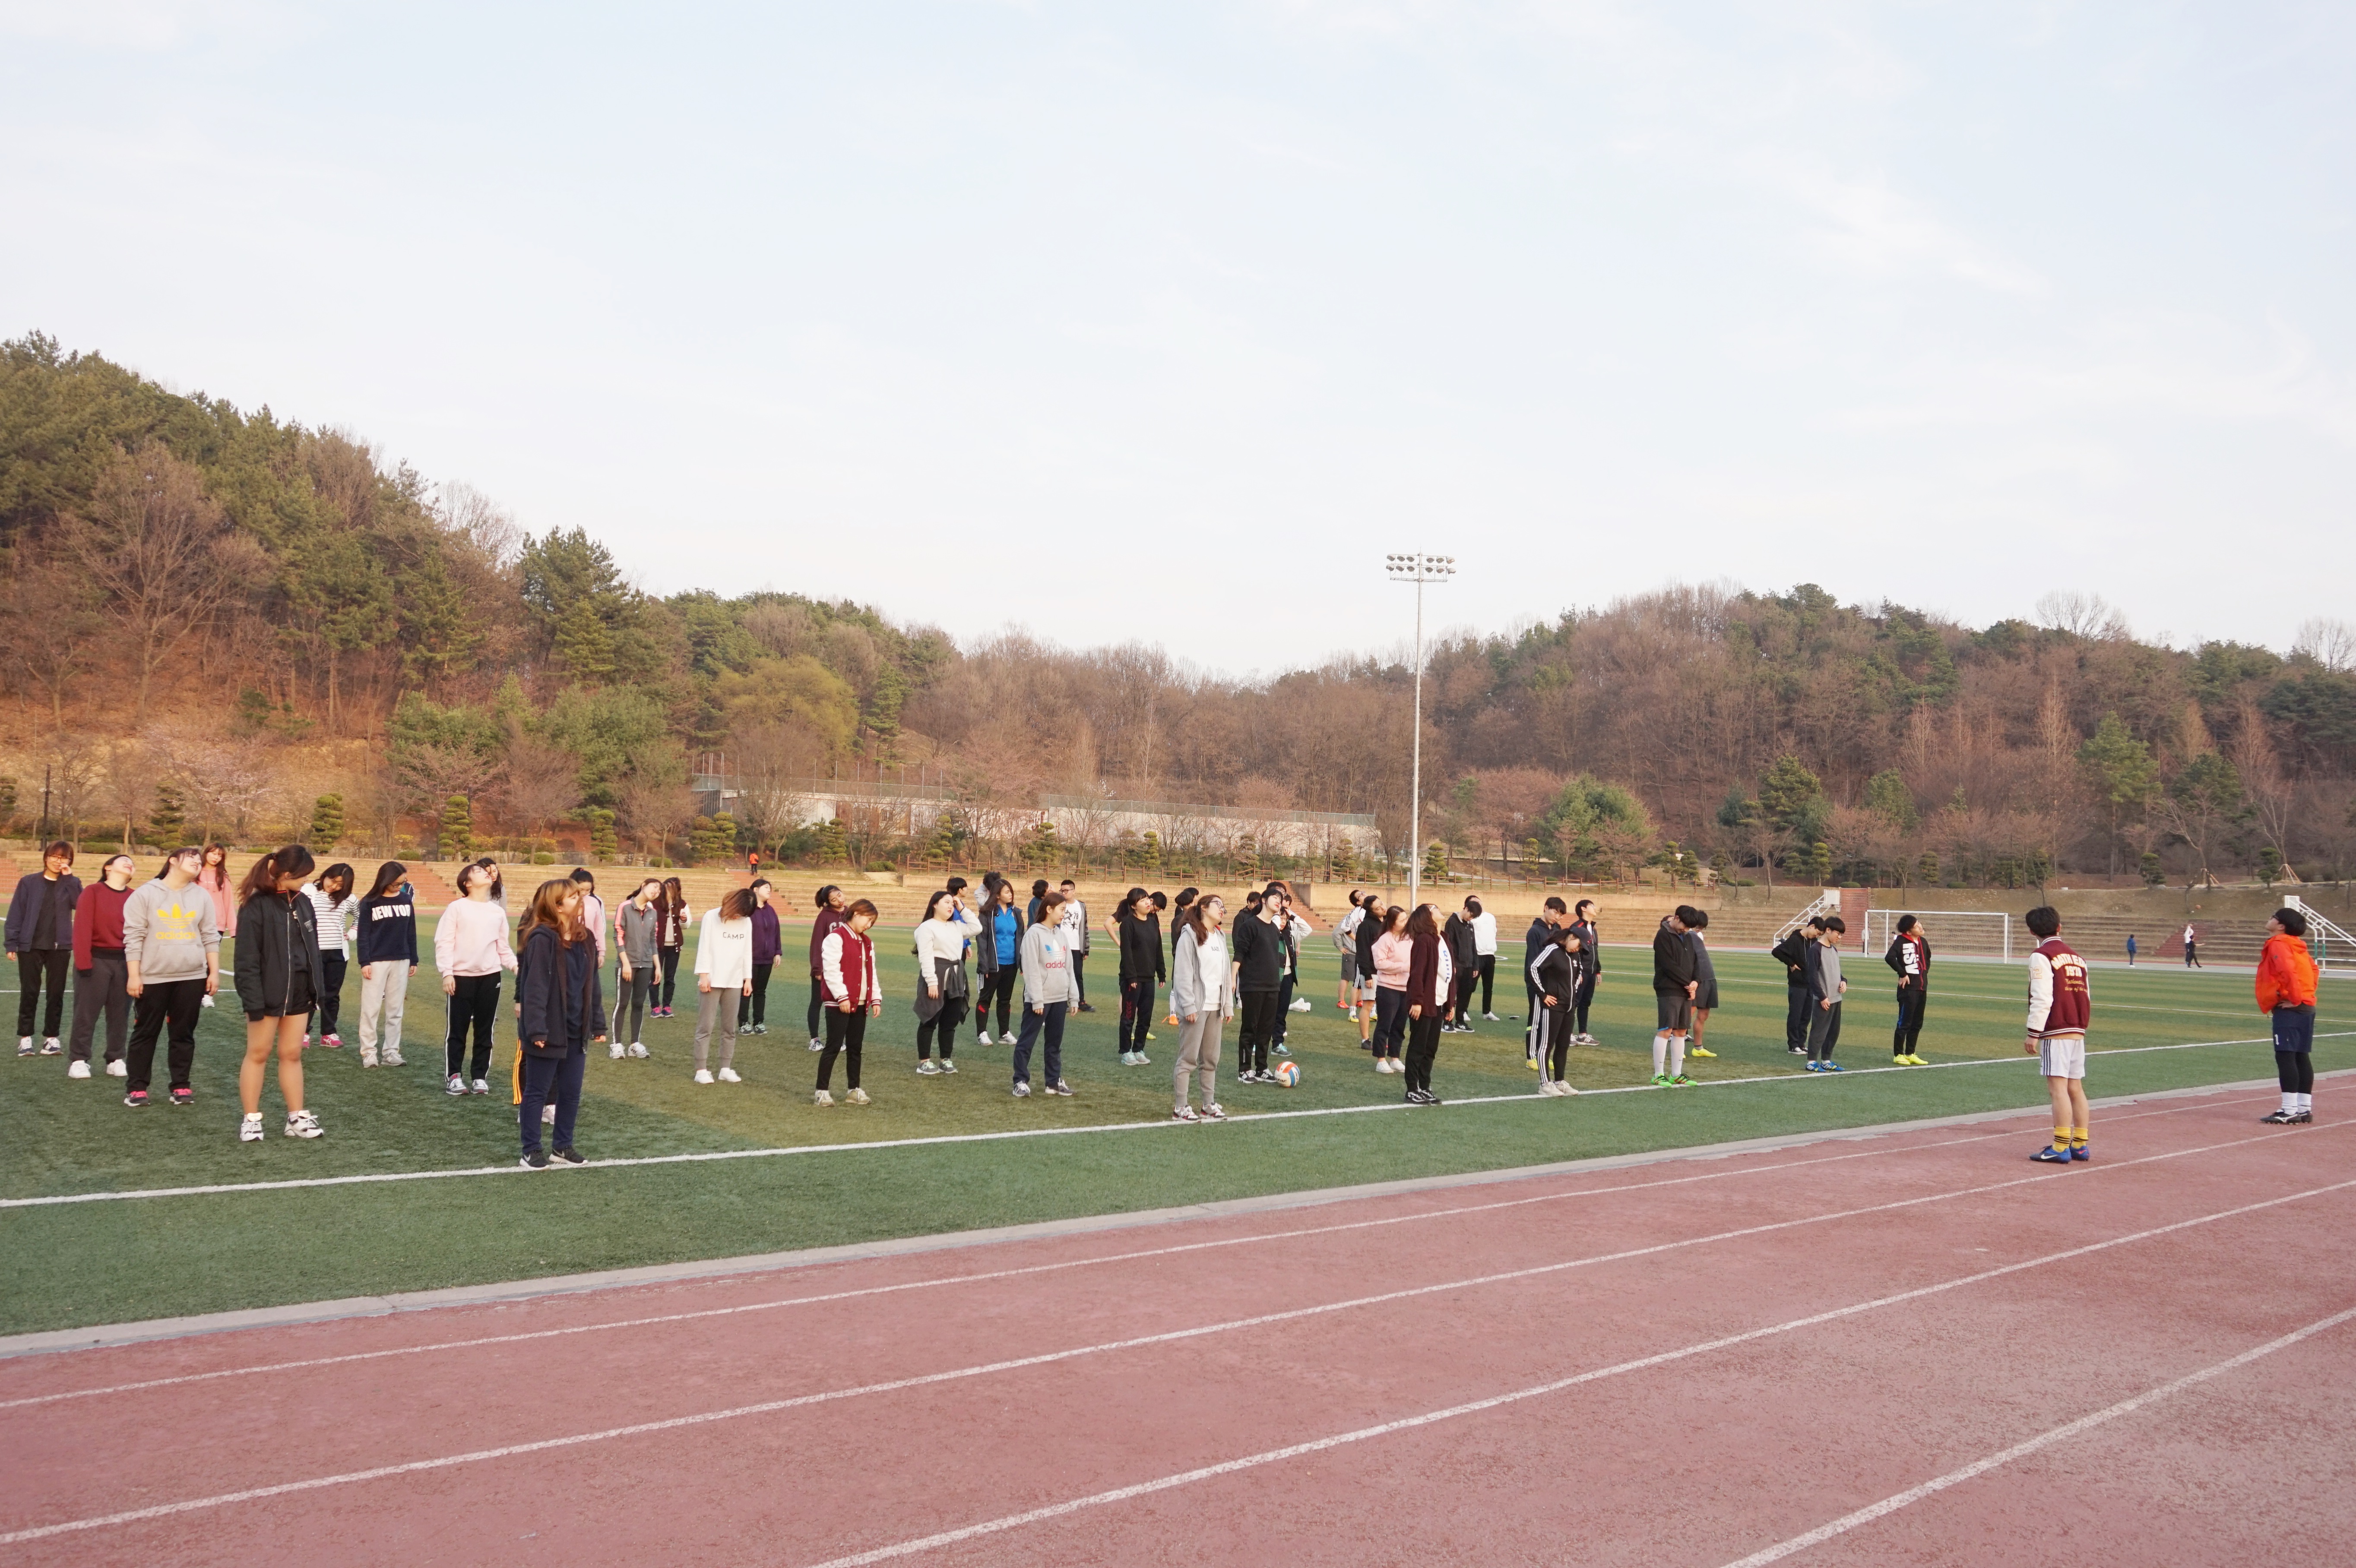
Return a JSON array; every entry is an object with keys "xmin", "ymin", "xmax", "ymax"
[{"xmin": 4, "ymin": 1, "xmax": 2352, "ymax": 676}]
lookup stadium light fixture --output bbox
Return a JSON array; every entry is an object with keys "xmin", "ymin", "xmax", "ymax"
[{"xmin": 1384, "ymin": 553, "xmax": 1456, "ymax": 910}]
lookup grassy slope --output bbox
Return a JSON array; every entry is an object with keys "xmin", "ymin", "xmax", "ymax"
[{"xmin": 1, "ymin": 930, "xmax": 2333, "ymax": 1335}]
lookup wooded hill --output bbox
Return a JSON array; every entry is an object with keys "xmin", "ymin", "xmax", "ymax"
[{"xmin": 4, "ymin": 332, "xmax": 2352, "ymax": 888}]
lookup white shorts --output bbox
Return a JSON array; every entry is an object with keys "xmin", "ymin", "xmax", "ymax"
[{"xmin": 2038, "ymin": 1036, "xmax": 2087, "ymax": 1080}]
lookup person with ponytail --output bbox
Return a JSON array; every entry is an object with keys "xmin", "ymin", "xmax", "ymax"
[
  {"xmin": 231, "ymin": 846, "xmax": 327, "ymax": 1141},
  {"xmin": 654, "ymin": 876, "xmax": 690, "ymax": 1018},
  {"xmin": 514, "ymin": 878, "xmax": 605, "ymax": 1167}
]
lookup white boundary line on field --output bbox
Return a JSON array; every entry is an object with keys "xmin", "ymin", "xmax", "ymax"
[
  {"xmin": 3, "ymin": 1136, "xmax": 2347, "ymax": 1549},
  {"xmin": 1714, "ymin": 1302, "xmax": 2356, "ymax": 1567},
  {"xmin": 6, "ymin": 1031, "xmax": 2339, "ymax": 1211}
]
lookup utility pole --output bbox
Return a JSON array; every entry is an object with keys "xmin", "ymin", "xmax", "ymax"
[{"xmin": 1385, "ymin": 552, "xmax": 1455, "ymax": 912}]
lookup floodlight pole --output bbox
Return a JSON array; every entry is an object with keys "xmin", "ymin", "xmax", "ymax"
[{"xmin": 1385, "ymin": 552, "xmax": 1455, "ymax": 912}]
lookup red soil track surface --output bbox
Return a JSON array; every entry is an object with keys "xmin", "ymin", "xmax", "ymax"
[{"xmin": 5, "ymin": 1085, "xmax": 2352, "ymax": 1567}]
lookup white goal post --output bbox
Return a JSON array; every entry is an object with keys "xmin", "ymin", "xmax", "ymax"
[{"xmin": 1862, "ymin": 909, "xmax": 2017, "ymax": 962}]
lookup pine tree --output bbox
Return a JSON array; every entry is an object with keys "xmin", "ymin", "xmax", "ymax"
[
  {"xmin": 1422, "ymin": 841, "xmax": 1449, "ymax": 884},
  {"xmin": 1234, "ymin": 833, "xmax": 1258, "ymax": 882},
  {"xmin": 439, "ymin": 795, "xmax": 473, "ymax": 861},
  {"xmin": 310, "ymin": 793, "xmax": 345, "ymax": 848},
  {"xmin": 147, "ymin": 781, "xmax": 186, "ymax": 847},
  {"xmin": 818, "ymin": 817, "xmax": 850, "ymax": 866},
  {"xmin": 586, "ymin": 807, "xmax": 617, "ymax": 861},
  {"xmin": 1138, "ymin": 830, "xmax": 1161, "ymax": 874},
  {"xmin": 1808, "ymin": 840, "xmax": 1833, "ymax": 885}
]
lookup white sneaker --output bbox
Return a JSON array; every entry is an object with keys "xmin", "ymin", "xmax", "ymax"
[
  {"xmin": 66, "ymin": 1059, "xmax": 91, "ymax": 1079},
  {"xmin": 812, "ymin": 1088, "xmax": 834, "ymax": 1106},
  {"xmin": 845, "ymin": 1087, "xmax": 870, "ymax": 1105},
  {"xmin": 808, "ymin": 1036, "xmax": 823, "ymax": 1051},
  {"xmin": 693, "ymin": 1069, "xmax": 714, "ymax": 1084},
  {"xmin": 284, "ymin": 1109, "xmax": 323, "ymax": 1139},
  {"xmin": 200, "ymin": 994, "xmax": 215, "ymax": 1008},
  {"xmin": 1484, "ymin": 1011, "xmax": 1502, "ymax": 1021},
  {"xmin": 41, "ymin": 1037, "xmax": 62, "ymax": 1055},
  {"xmin": 359, "ymin": 1049, "xmax": 378, "ymax": 1067},
  {"xmin": 1132, "ymin": 1053, "xmax": 1148, "ymax": 1066},
  {"xmin": 609, "ymin": 1042, "xmax": 626, "ymax": 1059},
  {"xmin": 238, "ymin": 1112, "xmax": 265, "ymax": 1142},
  {"xmin": 1173, "ymin": 1104, "xmax": 1200, "ymax": 1122},
  {"xmin": 16, "ymin": 1037, "xmax": 31, "ymax": 1056},
  {"xmin": 469, "ymin": 1078, "xmax": 489, "ymax": 1095},
  {"xmin": 629, "ymin": 1041, "xmax": 647, "ymax": 1058},
  {"xmin": 939, "ymin": 1058, "xmax": 958, "ymax": 1073},
  {"xmin": 716, "ymin": 1067, "xmax": 741, "ymax": 1083},
  {"xmin": 1011, "ymin": 1081, "xmax": 1031, "ymax": 1097},
  {"xmin": 106, "ymin": 1058, "xmax": 127, "ymax": 1078},
  {"xmin": 541, "ymin": 1103, "xmax": 557, "ymax": 1123},
  {"xmin": 1289, "ymin": 997, "xmax": 1313, "ymax": 1012},
  {"xmin": 446, "ymin": 1075, "xmax": 467, "ymax": 1096},
  {"xmin": 917, "ymin": 1060, "xmax": 941, "ymax": 1075},
  {"xmin": 383, "ymin": 1050, "xmax": 404, "ymax": 1066},
  {"xmin": 1201, "ymin": 1101, "xmax": 1226, "ymax": 1120}
]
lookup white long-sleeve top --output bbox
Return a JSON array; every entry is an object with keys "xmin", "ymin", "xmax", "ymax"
[
  {"xmin": 694, "ymin": 909, "xmax": 754, "ymax": 990},
  {"xmin": 434, "ymin": 898, "xmax": 517, "ymax": 979},
  {"xmin": 305, "ymin": 886, "xmax": 356, "ymax": 952},
  {"xmin": 914, "ymin": 917, "xmax": 967, "ymax": 979},
  {"xmin": 1170, "ymin": 927, "xmax": 1230, "ymax": 1018}
]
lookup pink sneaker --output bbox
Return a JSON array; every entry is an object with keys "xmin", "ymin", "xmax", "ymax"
[{"xmin": 323, "ymin": 1034, "xmax": 344, "ymax": 1048}]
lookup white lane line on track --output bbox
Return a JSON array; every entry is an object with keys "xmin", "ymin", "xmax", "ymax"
[
  {"xmin": 1714, "ymin": 1304, "xmax": 2356, "ymax": 1567},
  {"xmin": 2, "ymin": 1129, "xmax": 2342, "ymax": 1548},
  {"xmin": 9, "ymin": 1033, "xmax": 2336, "ymax": 1209},
  {"xmin": 781, "ymin": 1174, "xmax": 2356, "ymax": 1568},
  {"xmin": 0, "ymin": 1092, "xmax": 2260, "ymax": 1409}
]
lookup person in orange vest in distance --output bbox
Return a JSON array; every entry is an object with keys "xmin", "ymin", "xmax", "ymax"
[{"xmin": 2255, "ymin": 907, "xmax": 2319, "ymax": 1125}]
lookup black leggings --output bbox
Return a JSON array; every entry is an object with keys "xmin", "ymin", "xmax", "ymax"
[
  {"xmin": 819, "ymin": 1006, "xmax": 866, "ymax": 1090},
  {"xmin": 976, "ymin": 966, "xmax": 1019, "ymax": 1037},
  {"xmin": 918, "ymin": 998, "xmax": 963, "ymax": 1059},
  {"xmin": 2277, "ymin": 1050, "xmax": 2315, "ymax": 1094},
  {"xmin": 657, "ymin": 945, "xmax": 683, "ymax": 1008},
  {"xmin": 1477, "ymin": 954, "xmax": 1495, "ymax": 1013},
  {"xmin": 738, "ymin": 962, "xmax": 772, "ymax": 1027},
  {"xmin": 1893, "ymin": 985, "xmax": 1927, "ymax": 1056},
  {"xmin": 1238, "ymin": 989, "xmax": 1282, "ymax": 1074},
  {"xmin": 312, "ymin": 952, "xmax": 347, "ymax": 1037},
  {"xmin": 445, "ymin": 972, "xmax": 501, "ymax": 1080},
  {"xmin": 1573, "ymin": 974, "xmax": 1596, "ymax": 1037},
  {"xmin": 1545, "ymin": 1002, "xmax": 1574, "ymax": 1081},
  {"xmin": 808, "ymin": 971, "xmax": 824, "ymax": 1041},
  {"xmin": 1404, "ymin": 1008, "xmax": 1444, "ymax": 1094}
]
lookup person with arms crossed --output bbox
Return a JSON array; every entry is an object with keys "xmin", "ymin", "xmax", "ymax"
[
  {"xmin": 1168, "ymin": 894, "xmax": 1230, "ymax": 1121},
  {"xmin": 2024, "ymin": 906, "xmax": 2092, "ymax": 1162},
  {"xmin": 1684, "ymin": 908, "xmax": 1718, "ymax": 1059},
  {"xmin": 1650, "ymin": 906, "xmax": 1699, "ymax": 1087},
  {"xmin": 1770, "ymin": 917, "xmax": 1821, "ymax": 1056}
]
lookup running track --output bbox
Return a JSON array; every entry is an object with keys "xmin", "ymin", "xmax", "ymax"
[{"xmin": 4, "ymin": 1084, "xmax": 2351, "ymax": 1566}]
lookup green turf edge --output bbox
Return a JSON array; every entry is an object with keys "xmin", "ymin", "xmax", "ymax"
[{"xmin": 2, "ymin": 1039, "xmax": 2337, "ymax": 1337}]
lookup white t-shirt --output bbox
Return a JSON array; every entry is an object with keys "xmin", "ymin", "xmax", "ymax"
[
  {"xmin": 1059, "ymin": 898, "xmax": 1089, "ymax": 953},
  {"xmin": 1470, "ymin": 911, "xmax": 1498, "ymax": 957}
]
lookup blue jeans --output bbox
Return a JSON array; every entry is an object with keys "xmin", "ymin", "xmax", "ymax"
[
  {"xmin": 1012, "ymin": 1000, "xmax": 1067, "ymax": 1087},
  {"xmin": 520, "ymin": 1043, "xmax": 587, "ymax": 1155}
]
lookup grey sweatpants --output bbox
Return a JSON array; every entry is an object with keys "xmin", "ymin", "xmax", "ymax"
[
  {"xmin": 1175, "ymin": 1008, "xmax": 1223, "ymax": 1109},
  {"xmin": 693, "ymin": 987, "xmax": 740, "ymax": 1072}
]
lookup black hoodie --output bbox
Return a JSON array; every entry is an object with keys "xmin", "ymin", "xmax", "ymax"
[{"xmin": 1651, "ymin": 919, "xmax": 1696, "ymax": 995}]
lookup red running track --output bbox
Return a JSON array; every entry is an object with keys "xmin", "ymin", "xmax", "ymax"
[{"xmin": 3, "ymin": 1085, "xmax": 2352, "ymax": 1567}]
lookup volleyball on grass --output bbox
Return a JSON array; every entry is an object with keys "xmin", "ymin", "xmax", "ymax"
[{"xmin": 1273, "ymin": 1060, "xmax": 1301, "ymax": 1087}]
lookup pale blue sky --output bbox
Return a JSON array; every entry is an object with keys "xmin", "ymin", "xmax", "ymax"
[{"xmin": 5, "ymin": 2, "xmax": 2351, "ymax": 672}]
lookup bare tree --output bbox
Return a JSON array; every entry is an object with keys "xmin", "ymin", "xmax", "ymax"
[
  {"xmin": 617, "ymin": 777, "xmax": 697, "ymax": 857},
  {"xmin": 495, "ymin": 732, "xmax": 582, "ymax": 840},
  {"xmin": 2034, "ymin": 591, "xmax": 2130, "ymax": 642},
  {"xmin": 102, "ymin": 742, "xmax": 158, "ymax": 849},
  {"xmin": 2293, "ymin": 616, "xmax": 2356, "ymax": 674},
  {"xmin": 437, "ymin": 482, "xmax": 524, "ymax": 570},
  {"xmin": 3, "ymin": 550, "xmax": 102, "ymax": 729},
  {"xmin": 42, "ymin": 735, "xmax": 101, "ymax": 849},
  {"xmin": 730, "ymin": 723, "xmax": 823, "ymax": 852}
]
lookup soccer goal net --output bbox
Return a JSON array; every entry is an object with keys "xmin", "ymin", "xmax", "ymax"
[{"xmin": 1861, "ymin": 909, "xmax": 2020, "ymax": 962}]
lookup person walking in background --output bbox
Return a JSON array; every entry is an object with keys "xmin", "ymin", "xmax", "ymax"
[
  {"xmin": 611, "ymin": 877, "xmax": 662, "ymax": 1058},
  {"xmin": 1771, "ymin": 917, "xmax": 1821, "ymax": 1057},
  {"xmin": 2024, "ymin": 906, "xmax": 2092, "ymax": 1161},
  {"xmin": 304, "ymin": 862, "xmax": 357, "ymax": 1048},
  {"xmin": 515, "ymin": 877, "xmax": 604, "ymax": 1169},
  {"xmin": 1522, "ymin": 897, "xmax": 1567, "ymax": 1065},
  {"xmin": 66, "ymin": 852, "xmax": 136, "ymax": 1079},
  {"xmin": 1529, "ymin": 924, "xmax": 1583, "ymax": 1097},
  {"xmin": 436, "ymin": 860, "xmax": 516, "ymax": 1096},
  {"xmin": 2182, "ymin": 921, "xmax": 2201, "ymax": 968},
  {"xmin": 1650, "ymin": 907, "xmax": 1699, "ymax": 1087},
  {"xmin": 1685, "ymin": 909, "xmax": 1718, "ymax": 1059},
  {"xmin": 690, "ymin": 887, "xmax": 756, "ymax": 1084},
  {"xmin": 1469, "ymin": 895, "xmax": 1500, "ymax": 1020},
  {"xmin": 814, "ymin": 898, "xmax": 881, "ymax": 1106},
  {"xmin": 355, "ymin": 861, "xmax": 417, "ymax": 1068},
  {"xmin": 196, "ymin": 845, "xmax": 237, "ymax": 1010},
  {"xmin": 234, "ymin": 845, "xmax": 326, "ymax": 1142},
  {"xmin": 1442, "ymin": 901, "xmax": 1479, "ymax": 1034},
  {"xmin": 1568, "ymin": 899, "xmax": 1602, "ymax": 1044},
  {"xmin": 2257, "ymin": 907, "xmax": 2318, "ymax": 1125},
  {"xmin": 654, "ymin": 876, "xmax": 690, "ymax": 1017},
  {"xmin": 806, "ymin": 883, "xmax": 844, "ymax": 1050},
  {"xmin": 2125, "ymin": 933, "xmax": 2138, "ymax": 966},
  {"xmin": 1804, "ymin": 916, "xmax": 1848, "ymax": 1073},
  {"xmin": 1370, "ymin": 902, "xmax": 1412, "ymax": 1073},
  {"xmin": 1400, "ymin": 903, "xmax": 1454, "ymax": 1105},
  {"xmin": 1169, "ymin": 893, "xmax": 1230, "ymax": 1121},
  {"xmin": 913, "ymin": 888, "xmax": 969, "ymax": 1074},
  {"xmin": 9, "ymin": 840, "xmax": 80, "ymax": 1056},
  {"xmin": 1011, "ymin": 889, "xmax": 1076, "ymax": 1099},
  {"xmin": 1058, "ymin": 879, "xmax": 1093, "ymax": 1012},
  {"xmin": 740, "ymin": 878, "xmax": 779, "ymax": 1035},
  {"xmin": 122, "ymin": 845, "xmax": 220, "ymax": 1107},
  {"xmin": 1884, "ymin": 913, "xmax": 1932, "ymax": 1065},
  {"xmin": 1229, "ymin": 884, "xmax": 1287, "ymax": 1083},
  {"xmin": 1114, "ymin": 887, "xmax": 1162, "ymax": 1064},
  {"xmin": 973, "ymin": 878, "xmax": 1027, "ymax": 1046}
]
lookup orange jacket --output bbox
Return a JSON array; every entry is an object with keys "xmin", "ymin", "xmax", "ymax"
[{"xmin": 2255, "ymin": 933, "xmax": 2318, "ymax": 1013}]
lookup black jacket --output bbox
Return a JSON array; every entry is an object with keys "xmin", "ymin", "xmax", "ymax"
[
  {"xmin": 5, "ymin": 871, "xmax": 82, "ymax": 952},
  {"xmin": 1531, "ymin": 943, "xmax": 1575, "ymax": 1006},
  {"xmin": 1770, "ymin": 929, "xmax": 1812, "ymax": 986},
  {"xmin": 1884, "ymin": 933, "xmax": 1932, "ymax": 988},
  {"xmin": 1567, "ymin": 918, "xmax": 1601, "ymax": 980},
  {"xmin": 1231, "ymin": 909, "xmax": 1286, "ymax": 991},
  {"xmin": 1118, "ymin": 913, "xmax": 1165, "ymax": 983},
  {"xmin": 233, "ymin": 891, "xmax": 326, "ymax": 1018},
  {"xmin": 1651, "ymin": 920, "xmax": 1696, "ymax": 994},
  {"xmin": 974, "ymin": 902, "xmax": 1028, "ymax": 978},
  {"xmin": 1523, "ymin": 917, "xmax": 1555, "ymax": 990},
  {"xmin": 1444, "ymin": 913, "xmax": 1478, "ymax": 976},
  {"xmin": 518, "ymin": 925, "xmax": 604, "ymax": 1054},
  {"xmin": 1355, "ymin": 910, "xmax": 1383, "ymax": 977}
]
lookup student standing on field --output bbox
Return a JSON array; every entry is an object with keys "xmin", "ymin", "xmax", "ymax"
[
  {"xmin": 2024, "ymin": 906, "xmax": 2092, "ymax": 1162},
  {"xmin": 1335, "ymin": 890, "xmax": 1368, "ymax": 1017},
  {"xmin": 2182, "ymin": 921, "xmax": 2201, "ymax": 968},
  {"xmin": 611, "ymin": 878, "xmax": 662, "ymax": 1057},
  {"xmin": 1469, "ymin": 895, "xmax": 1500, "ymax": 1020},
  {"xmin": 234, "ymin": 846, "xmax": 326, "ymax": 1142},
  {"xmin": 1442, "ymin": 901, "xmax": 1479, "ymax": 1034},
  {"xmin": 2257, "ymin": 907, "xmax": 2319, "ymax": 1125},
  {"xmin": 121, "ymin": 846, "xmax": 221, "ymax": 1107},
  {"xmin": 1529, "ymin": 925, "xmax": 1583, "ymax": 1097},
  {"xmin": 1650, "ymin": 907, "xmax": 1699, "ymax": 1087},
  {"xmin": 1229, "ymin": 885, "xmax": 1287, "ymax": 1082},
  {"xmin": 1272, "ymin": 892, "xmax": 1311, "ymax": 1053},
  {"xmin": 1353, "ymin": 893, "xmax": 1384, "ymax": 1048},
  {"xmin": 1114, "ymin": 887, "xmax": 1163, "ymax": 1063},
  {"xmin": 1169, "ymin": 894, "xmax": 1230, "ymax": 1121},
  {"xmin": 1804, "ymin": 917, "xmax": 1848, "ymax": 1072},
  {"xmin": 1684, "ymin": 909, "xmax": 1718, "ymax": 1059},
  {"xmin": 66, "ymin": 853, "xmax": 136, "ymax": 1079},
  {"xmin": 1400, "ymin": 904, "xmax": 1454, "ymax": 1105},
  {"xmin": 436, "ymin": 861, "xmax": 516, "ymax": 1096},
  {"xmin": 570, "ymin": 868, "xmax": 607, "ymax": 974},
  {"xmin": 1568, "ymin": 899, "xmax": 1602, "ymax": 1043},
  {"xmin": 354, "ymin": 862, "xmax": 418, "ymax": 1068},
  {"xmin": 9, "ymin": 840, "xmax": 80, "ymax": 1056},
  {"xmin": 691, "ymin": 887, "xmax": 756, "ymax": 1084},
  {"xmin": 654, "ymin": 876, "xmax": 690, "ymax": 1017},
  {"xmin": 739, "ymin": 877, "xmax": 780, "ymax": 1035},
  {"xmin": 1770, "ymin": 917, "xmax": 1821, "ymax": 1056},
  {"xmin": 2125, "ymin": 933, "xmax": 2138, "ymax": 966},
  {"xmin": 515, "ymin": 878, "xmax": 605, "ymax": 1169},
  {"xmin": 805, "ymin": 883, "xmax": 845, "ymax": 1049},
  {"xmin": 1058, "ymin": 879, "xmax": 1093, "ymax": 1012},
  {"xmin": 973, "ymin": 879, "xmax": 1027, "ymax": 1046},
  {"xmin": 814, "ymin": 898, "xmax": 881, "ymax": 1106},
  {"xmin": 1523, "ymin": 897, "xmax": 1567, "ymax": 1064},
  {"xmin": 304, "ymin": 863, "xmax": 357, "ymax": 1048},
  {"xmin": 1011, "ymin": 890, "xmax": 1076, "ymax": 1099},
  {"xmin": 1884, "ymin": 913, "xmax": 1932, "ymax": 1065},
  {"xmin": 1370, "ymin": 902, "xmax": 1412, "ymax": 1072},
  {"xmin": 912, "ymin": 889, "xmax": 969, "ymax": 1073}
]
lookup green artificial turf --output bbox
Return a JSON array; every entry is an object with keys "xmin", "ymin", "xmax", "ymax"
[{"xmin": 1, "ymin": 929, "xmax": 2337, "ymax": 1336}]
